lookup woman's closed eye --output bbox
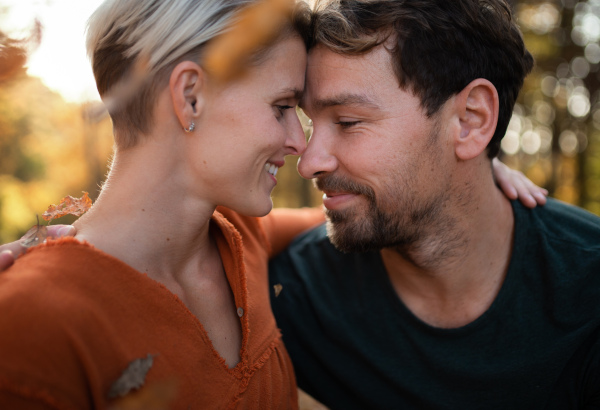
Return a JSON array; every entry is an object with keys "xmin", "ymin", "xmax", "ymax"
[{"xmin": 275, "ymin": 105, "xmax": 294, "ymax": 118}]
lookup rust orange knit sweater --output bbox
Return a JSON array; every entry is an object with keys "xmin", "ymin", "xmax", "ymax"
[{"xmin": 0, "ymin": 207, "xmax": 324, "ymax": 409}]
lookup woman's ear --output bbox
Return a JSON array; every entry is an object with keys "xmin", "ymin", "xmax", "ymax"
[
  {"xmin": 454, "ymin": 78, "xmax": 499, "ymax": 160},
  {"xmin": 169, "ymin": 61, "xmax": 205, "ymax": 132}
]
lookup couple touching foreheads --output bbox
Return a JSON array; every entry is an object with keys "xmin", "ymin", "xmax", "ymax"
[{"xmin": 1, "ymin": 0, "xmax": 599, "ymax": 409}]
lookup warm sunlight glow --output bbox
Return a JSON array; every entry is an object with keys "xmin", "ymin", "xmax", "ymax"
[{"xmin": 2, "ymin": 0, "xmax": 104, "ymax": 102}]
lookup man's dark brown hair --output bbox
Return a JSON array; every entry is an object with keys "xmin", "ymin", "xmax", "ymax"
[{"xmin": 311, "ymin": 0, "xmax": 534, "ymax": 158}]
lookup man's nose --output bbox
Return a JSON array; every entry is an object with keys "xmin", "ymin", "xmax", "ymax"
[{"xmin": 297, "ymin": 127, "xmax": 338, "ymax": 179}]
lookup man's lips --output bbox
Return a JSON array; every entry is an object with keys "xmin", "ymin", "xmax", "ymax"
[
  {"xmin": 322, "ymin": 191, "xmax": 359, "ymax": 210},
  {"xmin": 317, "ymin": 175, "xmax": 374, "ymax": 211}
]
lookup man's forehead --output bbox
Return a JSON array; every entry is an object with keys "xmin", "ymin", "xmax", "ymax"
[
  {"xmin": 306, "ymin": 44, "xmax": 370, "ymax": 71},
  {"xmin": 301, "ymin": 45, "xmax": 390, "ymax": 110}
]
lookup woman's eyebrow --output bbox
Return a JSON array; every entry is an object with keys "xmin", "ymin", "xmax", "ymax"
[{"xmin": 279, "ymin": 87, "xmax": 303, "ymax": 101}]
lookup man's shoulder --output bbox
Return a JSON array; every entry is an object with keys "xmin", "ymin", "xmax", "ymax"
[
  {"xmin": 279, "ymin": 222, "xmax": 360, "ymax": 265},
  {"xmin": 270, "ymin": 223, "xmax": 382, "ymax": 284},
  {"xmin": 270, "ymin": 224, "xmax": 334, "ymax": 275},
  {"xmin": 511, "ymin": 199, "xmax": 600, "ymax": 287},
  {"xmin": 287, "ymin": 222, "xmax": 331, "ymax": 250},
  {"xmin": 518, "ymin": 198, "xmax": 600, "ymax": 249}
]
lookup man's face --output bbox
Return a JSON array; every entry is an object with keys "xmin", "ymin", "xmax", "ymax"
[{"xmin": 298, "ymin": 44, "xmax": 456, "ymax": 252}]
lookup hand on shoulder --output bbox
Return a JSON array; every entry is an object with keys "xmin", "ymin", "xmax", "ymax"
[
  {"xmin": 0, "ymin": 225, "xmax": 76, "ymax": 272},
  {"xmin": 493, "ymin": 158, "xmax": 548, "ymax": 208}
]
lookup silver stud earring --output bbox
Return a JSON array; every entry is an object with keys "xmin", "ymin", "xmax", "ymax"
[{"xmin": 184, "ymin": 122, "xmax": 195, "ymax": 133}]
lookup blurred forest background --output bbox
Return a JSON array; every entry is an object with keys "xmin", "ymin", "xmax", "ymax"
[{"xmin": 1, "ymin": 0, "xmax": 600, "ymax": 243}]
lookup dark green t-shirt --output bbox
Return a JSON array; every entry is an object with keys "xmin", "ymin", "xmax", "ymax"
[{"xmin": 269, "ymin": 199, "xmax": 600, "ymax": 409}]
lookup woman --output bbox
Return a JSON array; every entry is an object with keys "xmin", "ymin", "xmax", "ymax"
[
  {"xmin": 0, "ymin": 0, "xmax": 321, "ymax": 408},
  {"xmin": 0, "ymin": 0, "xmax": 545, "ymax": 408}
]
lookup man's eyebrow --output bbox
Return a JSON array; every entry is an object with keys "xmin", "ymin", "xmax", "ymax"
[{"xmin": 312, "ymin": 93, "xmax": 380, "ymax": 110}]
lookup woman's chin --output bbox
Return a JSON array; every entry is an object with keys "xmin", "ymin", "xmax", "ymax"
[{"xmin": 233, "ymin": 199, "xmax": 274, "ymax": 218}]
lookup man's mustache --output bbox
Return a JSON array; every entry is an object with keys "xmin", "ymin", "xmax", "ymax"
[{"xmin": 315, "ymin": 174, "xmax": 376, "ymax": 201}]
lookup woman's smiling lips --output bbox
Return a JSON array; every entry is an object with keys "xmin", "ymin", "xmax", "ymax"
[
  {"xmin": 322, "ymin": 191, "xmax": 359, "ymax": 210},
  {"xmin": 265, "ymin": 160, "xmax": 284, "ymax": 183}
]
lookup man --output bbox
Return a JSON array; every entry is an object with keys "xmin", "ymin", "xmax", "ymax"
[
  {"xmin": 0, "ymin": 0, "xmax": 559, "ymax": 405},
  {"xmin": 269, "ymin": 0, "xmax": 600, "ymax": 408}
]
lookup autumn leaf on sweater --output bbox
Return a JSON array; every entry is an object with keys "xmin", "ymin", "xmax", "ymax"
[
  {"xmin": 108, "ymin": 354, "xmax": 155, "ymax": 399},
  {"xmin": 109, "ymin": 379, "xmax": 177, "ymax": 410},
  {"xmin": 273, "ymin": 284, "xmax": 283, "ymax": 297},
  {"xmin": 203, "ymin": 0, "xmax": 295, "ymax": 82},
  {"xmin": 20, "ymin": 215, "xmax": 47, "ymax": 248},
  {"xmin": 42, "ymin": 191, "xmax": 92, "ymax": 222}
]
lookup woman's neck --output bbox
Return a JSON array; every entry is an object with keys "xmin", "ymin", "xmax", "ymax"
[{"xmin": 73, "ymin": 143, "xmax": 218, "ymax": 282}]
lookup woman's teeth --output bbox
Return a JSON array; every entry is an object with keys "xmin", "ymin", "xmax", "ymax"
[{"xmin": 265, "ymin": 163, "xmax": 279, "ymax": 176}]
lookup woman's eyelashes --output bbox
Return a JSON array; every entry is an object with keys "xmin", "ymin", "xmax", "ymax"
[{"xmin": 275, "ymin": 105, "xmax": 294, "ymax": 118}]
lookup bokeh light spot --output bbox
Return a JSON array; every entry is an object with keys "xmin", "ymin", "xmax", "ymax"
[
  {"xmin": 522, "ymin": 130, "xmax": 542, "ymax": 155},
  {"xmin": 559, "ymin": 130, "xmax": 579, "ymax": 156},
  {"xmin": 501, "ymin": 130, "xmax": 521, "ymax": 155},
  {"xmin": 571, "ymin": 56, "xmax": 590, "ymax": 78},
  {"xmin": 568, "ymin": 93, "xmax": 591, "ymax": 117}
]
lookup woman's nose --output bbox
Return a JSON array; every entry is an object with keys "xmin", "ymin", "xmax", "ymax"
[{"xmin": 284, "ymin": 112, "xmax": 307, "ymax": 156}]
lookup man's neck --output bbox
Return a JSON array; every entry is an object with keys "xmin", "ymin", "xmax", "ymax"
[{"xmin": 381, "ymin": 174, "xmax": 515, "ymax": 329}]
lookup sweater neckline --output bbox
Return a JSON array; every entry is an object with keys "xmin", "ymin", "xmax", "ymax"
[{"xmin": 34, "ymin": 211, "xmax": 251, "ymax": 375}]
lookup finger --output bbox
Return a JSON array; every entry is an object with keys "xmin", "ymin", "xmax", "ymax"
[
  {"xmin": 0, "ymin": 250, "xmax": 15, "ymax": 271},
  {"xmin": 47, "ymin": 225, "xmax": 76, "ymax": 239},
  {"xmin": 493, "ymin": 159, "xmax": 518, "ymax": 200},
  {"xmin": 533, "ymin": 191, "xmax": 548, "ymax": 205},
  {"xmin": 522, "ymin": 179, "xmax": 548, "ymax": 206},
  {"xmin": 0, "ymin": 240, "xmax": 27, "ymax": 260},
  {"xmin": 495, "ymin": 166, "xmax": 519, "ymax": 199},
  {"xmin": 497, "ymin": 177, "xmax": 518, "ymax": 200},
  {"xmin": 512, "ymin": 173, "xmax": 538, "ymax": 208},
  {"xmin": 519, "ymin": 175, "xmax": 548, "ymax": 206}
]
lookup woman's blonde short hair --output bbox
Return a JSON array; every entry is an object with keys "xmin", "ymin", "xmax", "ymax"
[{"xmin": 87, "ymin": 0, "xmax": 311, "ymax": 149}]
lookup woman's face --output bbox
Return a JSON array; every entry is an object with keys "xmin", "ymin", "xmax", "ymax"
[{"xmin": 191, "ymin": 35, "xmax": 307, "ymax": 217}]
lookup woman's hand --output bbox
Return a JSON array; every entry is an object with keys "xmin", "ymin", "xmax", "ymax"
[
  {"xmin": 493, "ymin": 158, "xmax": 548, "ymax": 208},
  {"xmin": 0, "ymin": 225, "xmax": 76, "ymax": 271}
]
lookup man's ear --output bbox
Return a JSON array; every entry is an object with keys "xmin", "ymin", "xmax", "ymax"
[
  {"xmin": 454, "ymin": 79, "xmax": 499, "ymax": 160},
  {"xmin": 169, "ymin": 61, "xmax": 205, "ymax": 132}
]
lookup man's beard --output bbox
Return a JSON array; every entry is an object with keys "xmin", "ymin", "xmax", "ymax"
[{"xmin": 316, "ymin": 174, "xmax": 445, "ymax": 253}]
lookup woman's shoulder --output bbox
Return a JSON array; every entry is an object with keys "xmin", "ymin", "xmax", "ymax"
[
  {"xmin": 1, "ymin": 239, "xmax": 92, "ymax": 310},
  {"xmin": 0, "ymin": 240, "xmax": 120, "ymax": 410},
  {"xmin": 0, "ymin": 237, "xmax": 131, "ymax": 320}
]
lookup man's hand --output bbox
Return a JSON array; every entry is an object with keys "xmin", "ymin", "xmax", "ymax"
[
  {"xmin": 493, "ymin": 158, "xmax": 548, "ymax": 208},
  {"xmin": 0, "ymin": 225, "xmax": 76, "ymax": 272}
]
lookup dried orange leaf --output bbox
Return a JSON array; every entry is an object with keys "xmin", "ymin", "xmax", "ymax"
[
  {"xmin": 108, "ymin": 354, "xmax": 155, "ymax": 399},
  {"xmin": 42, "ymin": 191, "xmax": 92, "ymax": 222},
  {"xmin": 20, "ymin": 217, "xmax": 48, "ymax": 248},
  {"xmin": 273, "ymin": 283, "xmax": 283, "ymax": 297},
  {"xmin": 204, "ymin": 0, "xmax": 295, "ymax": 82}
]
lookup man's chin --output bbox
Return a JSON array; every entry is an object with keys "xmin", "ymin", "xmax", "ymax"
[{"xmin": 325, "ymin": 218, "xmax": 380, "ymax": 254}]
